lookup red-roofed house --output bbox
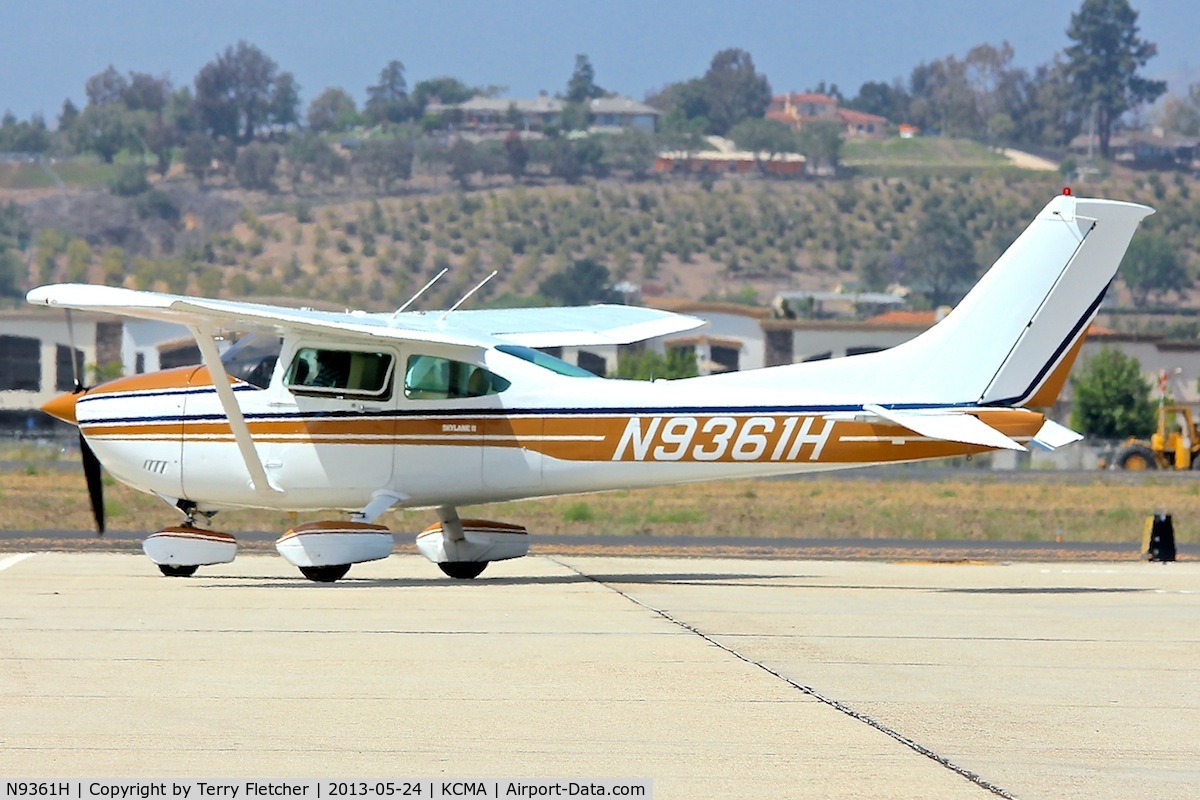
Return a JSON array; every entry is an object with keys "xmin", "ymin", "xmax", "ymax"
[{"xmin": 767, "ymin": 92, "xmax": 890, "ymax": 139}]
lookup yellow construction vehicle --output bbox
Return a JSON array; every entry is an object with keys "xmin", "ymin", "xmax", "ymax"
[{"xmin": 1114, "ymin": 404, "xmax": 1200, "ymax": 470}]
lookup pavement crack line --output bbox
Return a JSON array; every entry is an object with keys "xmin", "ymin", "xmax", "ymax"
[{"xmin": 548, "ymin": 556, "xmax": 1015, "ymax": 799}]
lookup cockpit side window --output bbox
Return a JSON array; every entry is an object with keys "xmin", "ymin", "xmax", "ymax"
[
  {"xmin": 286, "ymin": 347, "xmax": 394, "ymax": 398},
  {"xmin": 404, "ymin": 355, "xmax": 510, "ymax": 400},
  {"xmin": 221, "ymin": 333, "xmax": 282, "ymax": 390}
]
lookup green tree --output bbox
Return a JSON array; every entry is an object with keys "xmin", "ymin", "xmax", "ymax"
[
  {"xmin": 109, "ymin": 164, "xmax": 150, "ymax": 196},
  {"xmin": 1158, "ymin": 82, "xmax": 1200, "ymax": 136},
  {"xmin": 796, "ymin": 119, "xmax": 843, "ymax": 175},
  {"xmin": 412, "ymin": 76, "xmax": 479, "ymax": 113},
  {"xmin": 0, "ymin": 246, "xmax": 22, "ymax": 298},
  {"xmin": 549, "ymin": 139, "xmax": 584, "ymax": 184},
  {"xmin": 503, "ymin": 131, "xmax": 529, "ymax": 180},
  {"xmin": 729, "ymin": 118, "xmax": 798, "ymax": 175},
  {"xmin": 100, "ymin": 246, "xmax": 127, "ymax": 283},
  {"xmin": 560, "ymin": 101, "xmax": 592, "ymax": 132},
  {"xmin": 0, "ymin": 201, "xmax": 31, "ymax": 298},
  {"xmin": 702, "ymin": 48, "xmax": 772, "ymax": 136},
  {"xmin": 183, "ymin": 132, "xmax": 215, "ymax": 183},
  {"xmin": 354, "ymin": 136, "xmax": 415, "ymax": 193},
  {"xmin": 647, "ymin": 78, "xmax": 711, "ymax": 135},
  {"xmin": 538, "ymin": 258, "xmax": 614, "ymax": 305},
  {"xmin": 903, "ymin": 207, "xmax": 979, "ymax": 308},
  {"xmin": 908, "ymin": 54, "xmax": 978, "ymax": 136},
  {"xmin": 447, "ymin": 138, "xmax": 477, "ymax": 188},
  {"xmin": 269, "ymin": 71, "xmax": 302, "ymax": 133},
  {"xmin": 58, "ymin": 98, "xmax": 80, "ymax": 132},
  {"xmin": 1069, "ymin": 348, "xmax": 1155, "ymax": 437},
  {"xmin": 122, "ymin": 71, "xmax": 171, "ymax": 113},
  {"xmin": 1064, "ymin": 0, "xmax": 1166, "ymax": 159},
  {"xmin": 65, "ymin": 238, "xmax": 92, "ymax": 282},
  {"xmin": 0, "ymin": 113, "xmax": 51, "ymax": 154},
  {"xmin": 306, "ymin": 87, "xmax": 359, "ymax": 132},
  {"xmin": 566, "ymin": 54, "xmax": 605, "ymax": 103},
  {"xmin": 857, "ymin": 251, "xmax": 896, "ymax": 293},
  {"xmin": 70, "ymin": 103, "xmax": 138, "ymax": 162},
  {"xmin": 604, "ymin": 128, "xmax": 658, "ymax": 178},
  {"xmin": 1120, "ymin": 230, "xmax": 1190, "ymax": 307},
  {"xmin": 365, "ymin": 60, "xmax": 411, "ymax": 125},
  {"xmin": 85, "ymin": 65, "xmax": 128, "ymax": 106},
  {"xmin": 234, "ymin": 143, "xmax": 281, "ymax": 190},
  {"xmin": 143, "ymin": 117, "xmax": 177, "ymax": 176},
  {"xmin": 287, "ymin": 132, "xmax": 346, "ymax": 185},
  {"xmin": 193, "ymin": 40, "xmax": 283, "ymax": 143},
  {"xmin": 615, "ymin": 348, "xmax": 698, "ymax": 381},
  {"xmin": 846, "ymin": 80, "xmax": 910, "ymax": 123}
]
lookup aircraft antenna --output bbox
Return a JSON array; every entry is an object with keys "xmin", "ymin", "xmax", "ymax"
[
  {"xmin": 391, "ymin": 268, "xmax": 449, "ymax": 319},
  {"xmin": 439, "ymin": 270, "xmax": 498, "ymax": 321}
]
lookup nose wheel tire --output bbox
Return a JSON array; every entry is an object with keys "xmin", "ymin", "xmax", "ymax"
[
  {"xmin": 439, "ymin": 561, "xmax": 488, "ymax": 580},
  {"xmin": 299, "ymin": 564, "xmax": 352, "ymax": 583},
  {"xmin": 158, "ymin": 564, "xmax": 198, "ymax": 577}
]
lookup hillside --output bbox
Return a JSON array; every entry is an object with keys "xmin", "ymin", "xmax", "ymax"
[{"xmin": 10, "ymin": 159, "xmax": 1200, "ymax": 321}]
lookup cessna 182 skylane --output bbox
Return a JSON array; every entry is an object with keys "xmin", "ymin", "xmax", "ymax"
[{"xmin": 28, "ymin": 193, "xmax": 1152, "ymax": 582}]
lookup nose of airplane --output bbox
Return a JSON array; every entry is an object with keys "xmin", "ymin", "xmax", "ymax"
[{"xmin": 41, "ymin": 390, "xmax": 81, "ymax": 425}]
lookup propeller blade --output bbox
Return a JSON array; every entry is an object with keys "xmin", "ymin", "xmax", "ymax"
[{"xmin": 80, "ymin": 433, "xmax": 105, "ymax": 535}]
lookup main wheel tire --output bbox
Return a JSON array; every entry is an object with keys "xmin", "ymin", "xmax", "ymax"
[
  {"xmin": 1116, "ymin": 444, "xmax": 1157, "ymax": 470},
  {"xmin": 299, "ymin": 564, "xmax": 351, "ymax": 583},
  {"xmin": 439, "ymin": 561, "xmax": 487, "ymax": 580},
  {"xmin": 158, "ymin": 564, "xmax": 198, "ymax": 577}
]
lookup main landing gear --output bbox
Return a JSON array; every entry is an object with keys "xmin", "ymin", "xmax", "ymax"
[
  {"xmin": 416, "ymin": 506, "xmax": 529, "ymax": 580},
  {"xmin": 142, "ymin": 503, "xmax": 531, "ymax": 583}
]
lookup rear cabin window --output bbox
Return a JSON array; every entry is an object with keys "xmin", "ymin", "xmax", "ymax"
[
  {"xmin": 404, "ymin": 355, "xmax": 509, "ymax": 400},
  {"xmin": 286, "ymin": 347, "xmax": 394, "ymax": 398}
]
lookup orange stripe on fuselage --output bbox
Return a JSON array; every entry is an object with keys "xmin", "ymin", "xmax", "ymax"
[
  {"xmin": 84, "ymin": 365, "xmax": 209, "ymax": 397},
  {"xmin": 81, "ymin": 408, "xmax": 1045, "ymax": 466}
]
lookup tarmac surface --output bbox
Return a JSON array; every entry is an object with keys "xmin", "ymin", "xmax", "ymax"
[{"xmin": 2, "ymin": 552, "xmax": 1198, "ymax": 799}]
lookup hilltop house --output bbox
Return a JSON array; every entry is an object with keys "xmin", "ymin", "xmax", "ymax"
[
  {"xmin": 766, "ymin": 92, "xmax": 889, "ymax": 139},
  {"xmin": 427, "ymin": 94, "xmax": 660, "ymax": 134},
  {"xmin": 1069, "ymin": 130, "xmax": 1198, "ymax": 169}
]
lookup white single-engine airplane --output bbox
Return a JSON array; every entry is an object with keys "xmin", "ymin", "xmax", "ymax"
[{"xmin": 28, "ymin": 193, "xmax": 1152, "ymax": 582}]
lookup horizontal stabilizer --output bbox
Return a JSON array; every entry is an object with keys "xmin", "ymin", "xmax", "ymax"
[
  {"xmin": 861, "ymin": 404, "xmax": 1026, "ymax": 452},
  {"xmin": 1030, "ymin": 419, "xmax": 1084, "ymax": 451}
]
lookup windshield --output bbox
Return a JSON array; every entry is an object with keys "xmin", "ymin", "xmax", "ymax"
[
  {"xmin": 221, "ymin": 333, "xmax": 282, "ymax": 389},
  {"xmin": 495, "ymin": 344, "xmax": 598, "ymax": 378}
]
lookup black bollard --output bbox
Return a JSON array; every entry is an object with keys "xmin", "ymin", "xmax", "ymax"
[{"xmin": 1142, "ymin": 512, "xmax": 1177, "ymax": 563}]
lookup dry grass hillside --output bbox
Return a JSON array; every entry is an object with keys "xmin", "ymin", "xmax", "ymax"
[{"xmin": 17, "ymin": 167, "xmax": 1200, "ymax": 318}]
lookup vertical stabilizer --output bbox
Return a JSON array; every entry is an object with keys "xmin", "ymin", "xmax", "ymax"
[{"xmin": 699, "ymin": 194, "xmax": 1154, "ymax": 408}]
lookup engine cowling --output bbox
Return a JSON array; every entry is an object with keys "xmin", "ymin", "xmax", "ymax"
[
  {"xmin": 415, "ymin": 519, "xmax": 529, "ymax": 564},
  {"xmin": 143, "ymin": 527, "xmax": 237, "ymax": 567},
  {"xmin": 275, "ymin": 521, "xmax": 394, "ymax": 568}
]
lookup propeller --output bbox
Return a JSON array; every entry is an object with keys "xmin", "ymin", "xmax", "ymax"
[
  {"xmin": 65, "ymin": 310, "xmax": 105, "ymax": 536},
  {"xmin": 80, "ymin": 434, "xmax": 105, "ymax": 534}
]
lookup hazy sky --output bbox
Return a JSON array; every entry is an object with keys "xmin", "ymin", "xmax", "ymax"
[{"xmin": 1, "ymin": 0, "xmax": 1196, "ymax": 121}]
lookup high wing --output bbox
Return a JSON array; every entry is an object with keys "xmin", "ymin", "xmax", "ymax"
[
  {"xmin": 25, "ymin": 284, "xmax": 705, "ymax": 349},
  {"xmin": 27, "ymin": 282, "xmax": 704, "ymax": 500}
]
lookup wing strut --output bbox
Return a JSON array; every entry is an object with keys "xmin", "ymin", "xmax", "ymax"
[{"xmin": 191, "ymin": 323, "xmax": 283, "ymax": 496}]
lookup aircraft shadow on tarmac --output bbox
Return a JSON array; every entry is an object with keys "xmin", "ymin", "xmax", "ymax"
[
  {"xmin": 199, "ymin": 571, "xmax": 817, "ymax": 589},
  {"xmin": 194, "ymin": 572, "xmax": 1154, "ymax": 594},
  {"xmin": 938, "ymin": 586, "xmax": 1148, "ymax": 594}
]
